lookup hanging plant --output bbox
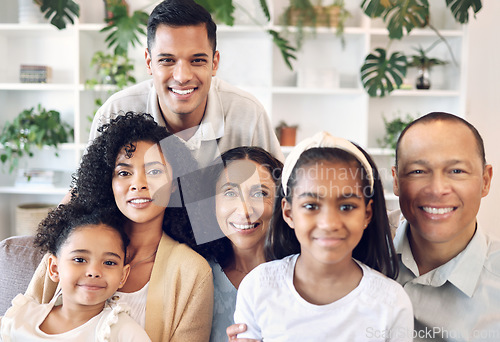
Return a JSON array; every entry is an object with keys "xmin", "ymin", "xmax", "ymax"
[
  {"xmin": 195, "ymin": 0, "xmax": 297, "ymax": 70},
  {"xmin": 362, "ymin": 0, "xmax": 429, "ymax": 40}
]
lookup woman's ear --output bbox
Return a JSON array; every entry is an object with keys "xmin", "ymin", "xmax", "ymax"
[
  {"xmin": 282, "ymin": 198, "xmax": 295, "ymax": 229},
  {"xmin": 47, "ymin": 254, "xmax": 60, "ymax": 283}
]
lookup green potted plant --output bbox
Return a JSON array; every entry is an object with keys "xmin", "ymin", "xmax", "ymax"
[
  {"xmin": 406, "ymin": 44, "xmax": 448, "ymax": 90},
  {"xmin": 377, "ymin": 113, "xmax": 414, "ymax": 151},
  {"xmin": 85, "ymin": 50, "xmax": 137, "ymax": 119},
  {"xmin": 0, "ymin": 104, "xmax": 73, "ymax": 173},
  {"xmin": 282, "ymin": 0, "xmax": 350, "ymax": 48},
  {"xmin": 360, "ymin": 0, "xmax": 482, "ymax": 97}
]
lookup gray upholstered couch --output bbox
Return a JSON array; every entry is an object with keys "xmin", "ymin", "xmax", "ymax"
[{"xmin": 0, "ymin": 235, "xmax": 43, "ymax": 315}]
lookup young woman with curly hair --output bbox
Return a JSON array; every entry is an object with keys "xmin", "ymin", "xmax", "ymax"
[{"xmin": 25, "ymin": 112, "xmax": 214, "ymax": 342}]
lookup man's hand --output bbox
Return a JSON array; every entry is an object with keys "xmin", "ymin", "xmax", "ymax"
[{"xmin": 226, "ymin": 323, "xmax": 259, "ymax": 342}]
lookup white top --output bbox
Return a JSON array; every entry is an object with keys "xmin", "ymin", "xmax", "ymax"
[
  {"xmin": 394, "ymin": 221, "xmax": 500, "ymax": 342},
  {"xmin": 88, "ymin": 77, "xmax": 284, "ymax": 166},
  {"xmin": 234, "ymin": 254, "xmax": 414, "ymax": 342},
  {"xmin": 113, "ymin": 282, "xmax": 149, "ymax": 328},
  {"xmin": 0, "ymin": 293, "xmax": 151, "ymax": 341}
]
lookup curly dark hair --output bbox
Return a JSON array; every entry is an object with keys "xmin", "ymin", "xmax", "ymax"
[
  {"xmin": 71, "ymin": 112, "xmax": 199, "ymax": 248},
  {"xmin": 34, "ymin": 202, "xmax": 129, "ymax": 258},
  {"xmin": 193, "ymin": 146, "xmax": 283, "ymax": 268}
]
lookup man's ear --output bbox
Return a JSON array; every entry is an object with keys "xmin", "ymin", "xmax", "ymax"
[
  {"xmin": 47, "ymin": 254, "xmax": 60, "ymax": 283},
  {"xmin": 145, "ymin": 48, "xmax": 153, "ymax": 75},
  {"xmin": 481, "ymin": 164, "xmax": 493, "ymax": 197},
  {"xmin": 212, "ymin": 50, "xmax": 220, "ymax": 76},
  {"xmin": 392, "ymin": 166, "xmax": 400, "ymax": 197},
  {"xmin": 118, "ymin": 264, "xmax": 131, "ymax": 290},
  {"xmin": 282, "ymin": 198, "xmax": 295, "ymax": 229}
]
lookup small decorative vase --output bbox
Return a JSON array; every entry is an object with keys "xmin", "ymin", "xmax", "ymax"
[
  {"xmin": 18, "ymin": 0, "xmax": 45, "ymax": 24},
  {"xmin": 416, "ymin": 66, "xmax": 430, "ymax": 90},
  {"xmin": 278, "ymin": 126, "xmax": 297, "ymax": 146}
]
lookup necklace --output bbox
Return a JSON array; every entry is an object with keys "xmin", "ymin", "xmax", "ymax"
[
  {"xmin": 232, "ymin": 266, "xmax": 249, "ymax": 276},
  {"xmin": 129, "ymin": 248, "xmax": 158, "ymax": 270}
]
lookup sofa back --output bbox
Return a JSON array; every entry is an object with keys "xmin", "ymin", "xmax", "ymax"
[{"xmin": 0, "ymin": 235, "xmax": 43, "ymax": 315}]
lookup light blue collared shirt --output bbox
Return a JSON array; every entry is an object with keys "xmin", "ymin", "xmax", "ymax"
[{"xmin": 393, "ymin": 221, "xmax": 500, "ymax": 341}]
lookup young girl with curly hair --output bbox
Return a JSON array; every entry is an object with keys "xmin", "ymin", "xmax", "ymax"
[
  {"xmin": 1, "ymin": 203, "xmax": 151, "ymax": 341},
  {"xmin": 25, "ymin": 113, "xmax": 213, "ymax": 342}
]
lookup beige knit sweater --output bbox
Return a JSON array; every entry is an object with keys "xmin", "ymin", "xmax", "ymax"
[{"xmin": 25, "ymin": 233, "xmax": 214, "ymax": 342}]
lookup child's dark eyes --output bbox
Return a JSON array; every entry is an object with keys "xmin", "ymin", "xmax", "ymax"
[
  {"xmin": 73, "ymin": 257, "xmax": 86, "ymax": 263},
  {"xmin": 340, "ymin": 204, "xmax": 356, "ymax": 211},
  {"xmin": 303, "ymin": 203, "xmax": 319, "ymax": 210},
  {"xmin": 104, "ymin": 260, "xmax": 118, "ymax": 266}
]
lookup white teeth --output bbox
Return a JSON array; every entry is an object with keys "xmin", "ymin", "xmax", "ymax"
[
  {"xmin": 232, "ymin": 223, "xmax": 257, "ymax": 230},
  {"xmin": 422, "ymin": 207, "xmax": 454, "ymax": 214},
  {"xmin": 171, "ymin": 88, "xmax": 194, "ymax": 95},
  {"xmin": 130, "ymin": 199, "xmax": 151, "ymax": 204}
]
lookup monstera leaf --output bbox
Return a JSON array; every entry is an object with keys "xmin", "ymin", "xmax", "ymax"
[
  {"xmin": 37, "ymin": 0, "xmax": 79, "ymax": 30},
  {"xmin": 195, "ymin": 0, "xmax": 235, "ymax": 26},
  {"xmin": 445, "ymin": 0, "xmax": 482, "ymax": 23},
  {"xmin": 101, "ymin": 4, "xmax": 149, "ymax": 56},
  {"xmin": 362, "ymin": 0, "xmax": 429, "ymax": 39},
  {"xmin": 360, "ymin": 48, "xmax": 407, "ymax": 97}
]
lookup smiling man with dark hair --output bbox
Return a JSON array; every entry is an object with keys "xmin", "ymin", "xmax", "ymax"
[{"xmin": 89, "ymin": 0, "xmax": 283, "ymax": 167}]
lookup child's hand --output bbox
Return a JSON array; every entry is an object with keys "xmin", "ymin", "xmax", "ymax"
[{"xmin": 226, "ymin": 323, "xmax": 260, "ymax": 342}]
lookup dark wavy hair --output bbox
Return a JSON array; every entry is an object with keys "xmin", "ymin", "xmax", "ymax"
[
  {"xmin": 265, "ymin": 145, "xmax": 399, "ymax": 279},
  {"xmin": 193, "ymin": 146, "xmax": 283, "ymax": 268},
  {"xmin": 34, "ymin": 202, "xmax": 129, "ymax": 259},
  {"xmin": 147, "ymin": 0, "xmax": 217, "ymax": 55},
  {"xmin": 71, "ymin": 112, "xmax": 199, "ymax": 248}
]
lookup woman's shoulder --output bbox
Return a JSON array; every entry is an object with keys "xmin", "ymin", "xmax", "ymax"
[{"xmin": 157, "ymin": 234, "xmax": 212, "ymax": 274}]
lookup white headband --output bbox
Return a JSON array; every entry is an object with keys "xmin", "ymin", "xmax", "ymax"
[{"xmin": 281, "ymin": 131, "xmax": 374, "ymax": 196}]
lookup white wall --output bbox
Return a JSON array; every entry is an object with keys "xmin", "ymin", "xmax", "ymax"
[{"xmin": 466, "ymin": 0, "xmax": 500, "ymax": 238}]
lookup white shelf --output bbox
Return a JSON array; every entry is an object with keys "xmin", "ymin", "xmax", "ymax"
[
  {"xmin": 0, "ymin": 83, "xmax": 77, "ymax": 91},
  {"xmin": 272, "ymin": 87, "xmax": 364, "ymax": 95},
  {"xmin": 0, "ymin": 0, "xmax": 469, "ymax": 238},
  {"xmin": 0, "ymin": 186, "xmax": 68, "ymax": 195}
]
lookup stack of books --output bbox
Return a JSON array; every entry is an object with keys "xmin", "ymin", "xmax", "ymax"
[
  {"xmin": 15, "ymin": 169, "xmax": 61, "ymax": 188},
  {"xmin": 19, "ymin": 65, "xmax": 52, "ymax": 83}
]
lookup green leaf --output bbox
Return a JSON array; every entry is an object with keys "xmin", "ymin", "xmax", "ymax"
[
  {"xmin": 360, "ymin": 48, "xmax": 407, "ymax": 97},
  {"xmin": 384, "ymin": 0, "xmax": 429, "ymax": 39},
  {"xmin": 361, "ymin": 0, "xmax": 429, "ymax": 39},
  {"xmin": 259, "ymin": 0, "xmax": 271, "ymax": 22},
  {"xmin": 196, "ymin": 0, "xmax": 235, "ymax": 26},
  {"xmin": 0, "ymin": 104, "xmax": 72, "ymax": 173},
  {"xmin": 38, "ymin": 0, "xmax": 80, "ymax": 30},
  {"xmin": 445, "ymin": 0, "xmax": 482, "ymax": 24},
  {"xmin": 102, "ymin": 6, "xmax": 148, "ymax": 55},
  {"xmin": 268, "ymin": 30, "xmax": 297, "ymax": 71},
  {"xmin": 361, "ymin": 0, "xmax": 390, "ymax": 18}
]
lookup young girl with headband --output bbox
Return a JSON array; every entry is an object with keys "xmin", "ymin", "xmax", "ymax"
[{"xmin": 233, "ymin": 131, "xmax": 413, "ymax": 341}]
